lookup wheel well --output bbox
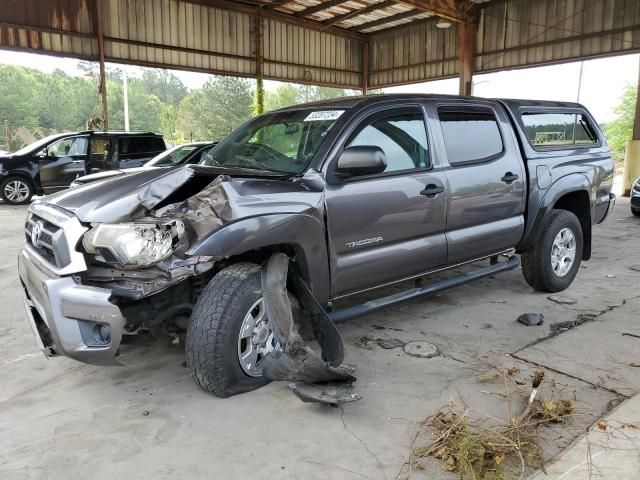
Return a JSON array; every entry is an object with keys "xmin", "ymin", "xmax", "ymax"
[
  {"xmin": 2, "ymin": 172, "xmax": 35, "ymax": 187},
  {"xmin": 214, "ymin": 244, "xmax": 312, "ymax": 284},
  {"xmin": 553, "ymin": 190, "xmax": 591, "ymax": 260}
]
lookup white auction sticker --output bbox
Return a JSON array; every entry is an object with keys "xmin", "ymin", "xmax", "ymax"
[{"xmin": 304, "ymin": 110, "xmax": 345, "ymax": 122}]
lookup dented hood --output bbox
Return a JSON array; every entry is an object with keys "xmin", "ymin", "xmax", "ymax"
[{"xmin": 44, "ymin": 165, "xmax": 324, "ymax": 224}]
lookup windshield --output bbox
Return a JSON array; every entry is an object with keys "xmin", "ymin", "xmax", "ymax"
[
  {"xmin": 145, "ymin": 144, "xmax": 203, "ymax": 167},
  {"xmin": 11, "ymin": 134, "xmax": 69, "ymax": 156},
  {"xmin": 199, "ymin": 109, "xmax": 344, "ymax": 174}
]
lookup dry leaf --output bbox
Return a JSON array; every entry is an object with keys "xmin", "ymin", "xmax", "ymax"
[
  {"xmin": 495, "ymin": 453, "xmax": 506, "ymax": 465},
  {"xmin": 443, "ymin": 456, "xmax": 456, "ymax": 471},
  {"xmin": 596, "ymin": 421, "xmax": 608, "ymax": 432},
  {"xmin": 507, "ymin": 367, "xmax": 520, "ymax": 376},
  {"xmin": 477, "ymin": 373, "xmax": 500, "ymax": 383}
]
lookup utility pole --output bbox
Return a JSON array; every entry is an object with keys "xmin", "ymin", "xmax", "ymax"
[{"xmin": 123, "ymin": 69, "xmax": 130, "ymax": 131}]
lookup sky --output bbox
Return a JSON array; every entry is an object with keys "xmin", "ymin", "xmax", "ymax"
[{"xmin": 0, "ymin": 49, "xmax": 637, "ymax": 123}]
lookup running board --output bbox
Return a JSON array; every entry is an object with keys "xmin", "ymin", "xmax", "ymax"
[{"xmin": 328, "ymin": 256, "xmax": 520, "ymax": 324}]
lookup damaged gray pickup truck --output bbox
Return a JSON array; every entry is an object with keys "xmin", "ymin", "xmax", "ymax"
[{"xmin": 18, "ymin": 94, "xmax": 615, "ymax": 404}]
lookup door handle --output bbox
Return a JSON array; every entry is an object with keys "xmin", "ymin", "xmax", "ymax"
[
  {"xmin": 501, "ymin": 172, "xmax": 519, "ymax": 184},
  {"xmin": 420, "ymin": 184, "xmax": 445, "ymax": 197}
]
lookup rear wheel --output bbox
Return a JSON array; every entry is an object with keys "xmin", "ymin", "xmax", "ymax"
[
  {"xmin": 521, "ymin": 210, "xmax": 583, "ymax": 293},
  {"xmin": 1, "ymin": 176, "xmax": 34, "ymax": 205}
]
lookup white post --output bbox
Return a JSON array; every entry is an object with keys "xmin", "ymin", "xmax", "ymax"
[{"xmin": 123, "ymin": 69, "xmax": 130, "ymax": 132}]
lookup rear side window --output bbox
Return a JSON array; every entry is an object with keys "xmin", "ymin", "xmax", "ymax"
[
  {"xmin": 119, "ymin": 136, "xmax": 165, "ymax": 155},
  {"xmin": 521, "ymin": 112, "xmax": 598, "ymax": 147},
  {"xmin": 438, "ymin": 107, "xmax": 503, "ymax": 165}
]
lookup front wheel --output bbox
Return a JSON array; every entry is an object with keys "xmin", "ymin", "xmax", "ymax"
[
  {"xmin": 521, "ymin": 210, "xmax": 583, "ymax": 293},
  {"xmin": 1, "ymin": 176, "xmax": 34, "ymax": 205},
  {"xmin": 186, "ymin": 263, "xmax": 276, "ymax": 397}
]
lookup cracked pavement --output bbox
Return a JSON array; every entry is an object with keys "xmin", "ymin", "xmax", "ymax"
[{"xmin": 1, "ymin": 198, "xmax": 639, "ymax": 480}]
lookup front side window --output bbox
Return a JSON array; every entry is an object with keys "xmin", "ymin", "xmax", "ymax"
[
  {"xmin": 346, "ymin": 110, "xmax": 430, "ymax": 173},
  {"xmin": 521, "ymin": 112, "xmax": 598, "ymax": 147},
  {"xmin": 200, "ymin": 109, "xmax": 342, "ymax": 174},
  {"xmin": 48, "ymin": 136, "xmax": 88, "ymax": 157},
  {"xmin": 438, "ymin": 107, "xmax": 503, "ymax": 165}
]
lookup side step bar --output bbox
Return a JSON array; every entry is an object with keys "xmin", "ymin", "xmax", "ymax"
[{"xmin": 328, "ymin": 256, "xmax": 520, "ymax": 324}]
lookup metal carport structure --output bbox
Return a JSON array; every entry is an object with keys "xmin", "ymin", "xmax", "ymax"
[{"xmin": 1, "ymin": 0, "xmax": 640, "ymax": 188}]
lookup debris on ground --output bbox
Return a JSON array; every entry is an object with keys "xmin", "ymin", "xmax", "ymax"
[
  {"xmin": 606, "ymin": 274, "xmax": 617, "ymax": 278},
  {"xmin": 550, "ymin": 313, "xmax": 596, "ymax": 335},
  {"xmin": 403, "ymin": 341, "xmax": 439, "ymax": 358},
  {"xmin": 351, "ymin": 336, "xmax": 376, "ymax": 350},
  {"xmin": 476, "ymin": 373, "xmax": 500, "ymax": 382},
  {"xmin": 376, "ymin": 338, "xmax": 405, "ymax": 349},
  {"xmin": 142, "ymin": 410, "xmax": 150, "ymax": 416},
  {"xmin": 517, "ymin": 313, "xmax": 544, "ymax": 326},
  {"xmin": 547, "ymin": 295, "xmax": 577, "ymax": 305},
  {"xmin": 630, "ymin": 265, "xmax": 640, "ymax": 272},
  {"xmin": 397, "ymin": 367, "xmax": 578, "ymax": 480}
]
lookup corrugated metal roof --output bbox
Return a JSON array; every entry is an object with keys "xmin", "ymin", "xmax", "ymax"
[{"xmin": 0, "ymin": 0, "xmax": 638, "ymax": 90}]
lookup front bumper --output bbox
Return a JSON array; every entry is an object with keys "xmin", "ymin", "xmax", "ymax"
[{"xmin": 18, "ymin": 246, "xmax": 126, "ymax": 366}]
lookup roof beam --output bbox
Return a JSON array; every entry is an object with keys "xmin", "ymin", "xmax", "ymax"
[
  {"xmin": 395, "ymin": 0, "xmax": 477, "ymax": 23},
  {"xmin": 322, "ymin": 0, "xmax": 397, "ymax": 27},
  {"xmin": 183, "ymin": 0, "xmax": 366, "ymax": 41},
  {"xmin": 350, "ymin": 8, "xmax": 421, "ymax": 31},
  {"xmin": 294, "ymin": 0, "xmax": 351, "ymax": 18}
]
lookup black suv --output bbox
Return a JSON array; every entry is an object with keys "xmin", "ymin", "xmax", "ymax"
[{"xmin": 0, "ymin": 131, "xmax": 166, "ymax": 204}]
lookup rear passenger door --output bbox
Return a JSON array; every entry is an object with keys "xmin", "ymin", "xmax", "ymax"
[
  {"xmin": 324, "ymin": 105, "xmax": 448, "ymax": 297},
  {"xmin": 432, "ymin": 102, "xmax": 526, "ymax": 264}
]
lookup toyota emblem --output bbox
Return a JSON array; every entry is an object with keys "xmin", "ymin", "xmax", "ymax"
[{"xmin": 31, "ymin": 221, "xmax": 42, "ymax": 248}]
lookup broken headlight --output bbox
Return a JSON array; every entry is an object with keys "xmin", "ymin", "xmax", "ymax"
[{"xmin": 83, "ymin": 220, "xmax": 186, "ymax": 267}]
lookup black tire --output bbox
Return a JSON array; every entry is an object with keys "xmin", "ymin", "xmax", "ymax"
[
  {"xmin": 186, "ymin": 263, "xmax": 271, "ymax": 397},
  {"xmin": 521, "ymin": 210, "xmax": 583, "ymax": 293},
  {"xmin": 632, "ymin": 208, "xmax": 640, "ymax": 217},
  {"xmin": 1, "ymin": 176, "xmax": 34, "ymax": 205}
]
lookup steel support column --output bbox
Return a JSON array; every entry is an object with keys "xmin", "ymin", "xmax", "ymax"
[
  {"xmin": 622, "ymin": 63, "xmax": 640, "ymax": 196},
  {"xmin": 254, "ymin": 14, "xmax": 264, "ymax": 116},
  {"xmin": 96, "ymin": 0, "xmax": 108, "ymax": 130},
  {"xmin": 362, "ymin": 41, "xmax": 369, "ymax": 95},
  {"xmin": 458, "ymin": 21, "xmax": 477, "ymax": 96}
]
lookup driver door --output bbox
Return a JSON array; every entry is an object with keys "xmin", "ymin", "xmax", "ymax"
[
  {"xmin": 39, "ymin": 135, "xmax": 89, "ymax": 193},
  {"xmin": 324, "ymin": 106, "xmax": 448, "ymax": 298}
]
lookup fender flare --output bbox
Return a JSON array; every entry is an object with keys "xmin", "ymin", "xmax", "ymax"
[
  {"xmin": 186, "ymin": 213, "xmax": 331, "ymax": 305},
  {"xmin": 517, "ymin": 173, "xmax": 594, "ymax": 253}
]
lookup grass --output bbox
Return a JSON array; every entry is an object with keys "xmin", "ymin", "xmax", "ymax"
[{"xmin": 397, "ymin": 368, "xmax": 577, "ymax": 480}]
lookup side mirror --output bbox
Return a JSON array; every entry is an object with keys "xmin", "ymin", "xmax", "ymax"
[{"xmin": 336, "ymin": 145, "xmax": 387, "ymax": 177}]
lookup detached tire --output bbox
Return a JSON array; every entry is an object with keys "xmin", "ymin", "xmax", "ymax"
[
  {"xmin": 186, "ymin": 263, "xmax": 272, "ymax": 397},
  {"xmin": 521, "ymin": 210, "xmax": 583, "ymax": 293},
  {"xmin": 1, "ymin": 176, "xmax": 34, "ymax": 205}
]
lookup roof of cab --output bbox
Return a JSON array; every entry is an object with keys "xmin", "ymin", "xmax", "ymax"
[{"xmin": 273, "ymin": 93, "xmax": 587, "ymax": 113}]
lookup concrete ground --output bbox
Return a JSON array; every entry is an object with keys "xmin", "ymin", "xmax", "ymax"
[{"xmin": 0, "ymin": 198, "xmax": 639, "ymax": 480}]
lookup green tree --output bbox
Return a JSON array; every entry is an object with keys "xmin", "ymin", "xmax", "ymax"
[
  {"xmin": 138, "ymin": 69, "xmax": 187, "ymax": 106},
  {"xmin": 177, "ymin": 76, "xmax": 253, "ymax": 141},
  {"xmin": 0, "ymin": 65, "xmax": 40, "ymax": 129},
  {"xmin": 605, "ymin": 84, "xmax": 636, "ymax": 162},
  {"xmin": 264, "ymin": 84, "xmax": 299, "ymax": 111}
]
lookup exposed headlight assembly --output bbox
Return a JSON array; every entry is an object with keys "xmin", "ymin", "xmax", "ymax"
[{"xmin": 83, "ymin": 220, "xmax": 186, "ymax": 267}]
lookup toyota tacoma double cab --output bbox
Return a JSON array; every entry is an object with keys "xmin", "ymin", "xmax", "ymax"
[{"xmin": 18, "ymin": 95, "xmax": 615, "ymax": 403}]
